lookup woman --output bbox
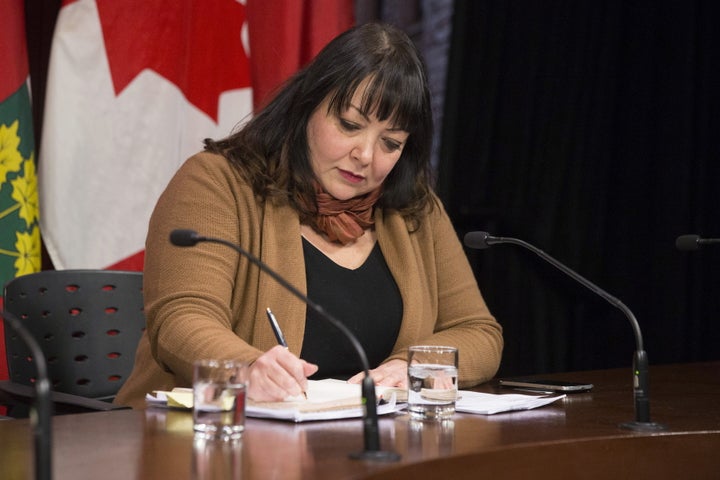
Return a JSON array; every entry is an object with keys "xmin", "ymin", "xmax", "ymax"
[{"xmin": 115, "ymin": 23, "xmax": 502, "ymax": 408}]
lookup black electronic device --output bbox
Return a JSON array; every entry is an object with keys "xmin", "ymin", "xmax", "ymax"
[
  {"xmin": 675, "ymin": 234, "xmax": 720, "ymax": 251},
  {"xmin": 499, "ymin": 378, "xmax": 593, "ymax": 393}
]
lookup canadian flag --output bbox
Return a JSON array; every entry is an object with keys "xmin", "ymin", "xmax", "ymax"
[{"xmin": 40, "ymin": 0, "xmax": 352, "ymax": 271}]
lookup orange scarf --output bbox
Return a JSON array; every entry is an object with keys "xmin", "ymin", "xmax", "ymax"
[{"xmin": 303, "ymin": 183, "xmax": 382, "ymax": 245}]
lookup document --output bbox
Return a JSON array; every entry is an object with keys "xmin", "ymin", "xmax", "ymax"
[
  {"xmin": 146, "ymin": 379, "xmax": 405, "ymax": 423},
  {"xmin": 455, "ymin": 390, "xmax": 566, "ymax": 415}
]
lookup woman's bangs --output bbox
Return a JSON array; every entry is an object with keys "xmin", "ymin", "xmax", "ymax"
[
  {"xmin": 360, "ymin": 73, "xmax": 423, "ymax": 132},
  {"xmin": 325, "ymin": 67, "xmax": 425, "ymax": 134}
]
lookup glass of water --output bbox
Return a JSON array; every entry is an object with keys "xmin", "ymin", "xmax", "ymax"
[
  {"xmin": 193, "ymin": 359, "xmax": 248, "ymax": 440},
  {"xmin": 407, "ymin": 346, "xmax": 458, "ymax": 420}
]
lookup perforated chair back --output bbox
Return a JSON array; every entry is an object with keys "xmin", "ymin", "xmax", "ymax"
[{"xmin": 3, "ymin": 270, "xmax": 145, "ymax": 401}]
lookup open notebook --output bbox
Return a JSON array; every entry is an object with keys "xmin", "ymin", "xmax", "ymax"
[{"xmin": 146, "ymin": 378, "xmax": 406, "ymax": 422}]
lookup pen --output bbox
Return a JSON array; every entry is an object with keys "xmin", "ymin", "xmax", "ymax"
[
  {"xmin": 266, "ymin": 307, "xmax": 288, "ymax": 347},
  {"xmin": 266, "ymin": 307, "xmax": 307, "ymax": 399}
]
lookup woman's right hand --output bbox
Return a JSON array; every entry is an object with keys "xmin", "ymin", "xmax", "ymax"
[{"xmin": 247, "ymin": 345, "xmax": 318, "ymax": 401}]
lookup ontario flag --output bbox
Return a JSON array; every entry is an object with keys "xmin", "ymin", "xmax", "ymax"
[
  {"xmin": 1, "ymin": 0, "xmax": 41, "ymax": 382},
  {"xmin": 39, "ymin": 0, "xmax": 353, "ymax": 271}
]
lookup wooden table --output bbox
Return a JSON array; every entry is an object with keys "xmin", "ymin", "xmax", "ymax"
[{"xmin": 1, "ymin": 361, "xmax": 719, "ymax": 479}]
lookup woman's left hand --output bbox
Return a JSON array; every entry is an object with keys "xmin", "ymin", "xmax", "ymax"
[{"xmin": 347, "ymin": 359, "xmax": 408, "ymax": 388}]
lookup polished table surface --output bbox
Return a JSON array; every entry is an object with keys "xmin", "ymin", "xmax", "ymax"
[{"xmin": 1, "ymin": 361, "xmax": 719, "ymax": 479}]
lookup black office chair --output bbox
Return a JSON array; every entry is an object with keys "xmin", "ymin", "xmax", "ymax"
[{"xmin": 1, "ymin": 270, "xmax": 145, "ymax": 416}]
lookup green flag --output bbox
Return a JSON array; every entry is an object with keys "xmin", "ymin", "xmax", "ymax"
[
  {"xmin": 0, "ymin": 83, "xmax": 39, "ymax": 287},
  {"xmin": 1, "ymin": 1, "xmax": 40, "ymax": 385}
]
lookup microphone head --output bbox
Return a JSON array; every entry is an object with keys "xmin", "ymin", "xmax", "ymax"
[
  {"xmin": 675, "ymin": 234, "xmax": 700, "ymax": 251},
  {"xmin": 170, "ymin": 229, "xmax": 201, "ymax": 247},
  {"xmin": 464, "ymin": 231, "xmax": 493, "ymax": 250}
]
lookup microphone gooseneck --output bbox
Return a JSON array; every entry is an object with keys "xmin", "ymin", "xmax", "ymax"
[
  {"xmin": 2, "ymin": 308, "xmax": 53, "ymax": 480},
  {"xmin": 170, "ymin": 229, "xmax": 400, "ymax": 461},
  {"xmin": 464, "ymin": 231, "xmax": 666, "ymax": 431}
]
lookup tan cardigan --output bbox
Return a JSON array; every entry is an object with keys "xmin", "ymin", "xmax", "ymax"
[{"xmin": 114, "ymin": 152, "xmax": 503, "ymax": 408}]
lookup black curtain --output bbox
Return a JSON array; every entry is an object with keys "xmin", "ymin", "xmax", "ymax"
[{"xmin": 439, "ymin": 0, "xmax": 720, "ymax": 377}]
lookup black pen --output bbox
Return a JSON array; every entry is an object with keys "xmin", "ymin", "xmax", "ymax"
[
  {"xmin": 266, "ymin": 307, "xmax": 288, "ymax": 347},
  {"xmin": 266, "ymin": 307, "xmax": 307, "ymax": 399}
]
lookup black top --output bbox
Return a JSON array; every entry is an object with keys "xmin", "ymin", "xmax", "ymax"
[{"xmin": 300, "ymin": 237, "xmax": 403, "ymax": 380}]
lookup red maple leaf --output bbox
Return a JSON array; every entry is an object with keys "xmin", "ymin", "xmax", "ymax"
[{"xmin": 97, "ymin": 0, "xmax": 250, "ymax": 122}]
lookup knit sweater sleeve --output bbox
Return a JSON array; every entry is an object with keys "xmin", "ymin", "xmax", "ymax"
[{"xmin": 142, "ymin": 152, "xmax": 267, "ymax": 385}]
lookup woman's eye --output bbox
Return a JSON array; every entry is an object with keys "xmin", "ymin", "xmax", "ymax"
[
  {"xmin": 383, "ymin": 139, "xmax": 402, "ymax": 152},
  {"xmin": 339, "ymin": 119, "xmax": 360, "ymax": 131}
]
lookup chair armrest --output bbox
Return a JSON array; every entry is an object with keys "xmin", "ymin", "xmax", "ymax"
[{"xmin": 0, "ymin": 380, "xmax": 130, "ymax": 415}]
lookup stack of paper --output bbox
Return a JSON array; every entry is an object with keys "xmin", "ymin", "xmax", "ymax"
[
  {"xmin": 246, "ymin": 379, "xmax": 404, "ymax": 422},
  {"xmin": 455, "ymin": 390, "xmax": 566, "ymax": 414}
]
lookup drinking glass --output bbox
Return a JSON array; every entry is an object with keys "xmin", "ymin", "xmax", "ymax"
[
  {"xmin": 193, "ymin": 359, "xmax": 248, "ymax": 440},
  {"xmin": 407, "ymin": 346, "xmax": 458, "ymax": 420}
]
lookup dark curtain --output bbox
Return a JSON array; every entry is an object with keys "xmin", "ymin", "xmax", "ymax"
[{"xmin": 439, "ymin": 0, "xmax": 720, "ymax": 377}]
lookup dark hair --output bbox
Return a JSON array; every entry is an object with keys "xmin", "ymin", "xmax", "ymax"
[{"xmin": 205, "ymin": 22, "xmax": 435, "ymax": 226}]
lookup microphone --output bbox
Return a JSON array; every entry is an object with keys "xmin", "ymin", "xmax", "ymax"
[
  {"xmin": 1, "ymin": 308, "xmax": 53, "ymax": 480},
  {"xmin": 464, "ymin": 231, "xmax": 666, "ymax": 431},
  {"xmin": 675, "ymin": 234, "xmax": 720, "ymax": 251},
  {"xmin": 169, "ymin": 229, "xmax": 400, "ymax": 461}
]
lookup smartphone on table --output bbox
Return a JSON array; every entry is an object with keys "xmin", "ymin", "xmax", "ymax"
[{"xmin": 498, "ymin": 378, "xmax": 594, "ymax": 393}]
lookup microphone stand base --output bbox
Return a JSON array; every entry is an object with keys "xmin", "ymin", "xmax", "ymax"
[
  {"xmin": 349, "ymin": 450, "xmax": 401, "ymax": 462},
  {"xmin": 619, "ymin": 420, "xmax": 667, "ymax": 432}
]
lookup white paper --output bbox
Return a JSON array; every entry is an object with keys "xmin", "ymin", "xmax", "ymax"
[
  {"xmin": 247, "ymin": 394, "xmax": 403, "ymax": 422},
  {"xmin": 455, "ymin": 390, "xmax": 566, "ymax": 415}
]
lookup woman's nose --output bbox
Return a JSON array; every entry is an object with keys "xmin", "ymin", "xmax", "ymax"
[{"xmin": 351, "ymin": 135, "xmax": 374, "ymax": 166}]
